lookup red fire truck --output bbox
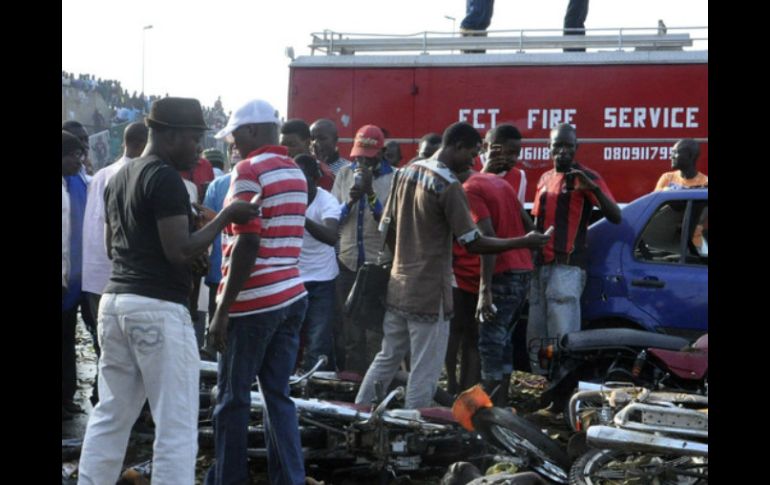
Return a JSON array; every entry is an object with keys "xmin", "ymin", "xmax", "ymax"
[{"xmin": 287, "ymin": 27, "xmax": 707, "ymax": 203}]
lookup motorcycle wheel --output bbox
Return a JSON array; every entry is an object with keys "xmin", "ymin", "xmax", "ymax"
[
  {"xmin": 569, "ymin": 448, "xmax": 708, "ymax": 485},
  {"xmin": 472, "ymin": 407, "xmax": 571, "ymax": 484}
]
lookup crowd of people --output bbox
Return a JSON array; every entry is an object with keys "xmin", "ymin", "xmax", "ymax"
[
  {"xmin": 62, "ymin": 71, "xmax": 228, "ymax": 130},
  {"xmin": 62, "ymin": 92, "xmax": 707, "ymax": 484}
]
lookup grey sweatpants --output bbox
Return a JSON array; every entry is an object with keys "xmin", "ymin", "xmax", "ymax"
[{"xmin": 355, "ymin": 309, "xmax": 450, "ymax": 409}]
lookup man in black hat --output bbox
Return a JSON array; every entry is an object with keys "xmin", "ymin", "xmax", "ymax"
[{"xmin": 77, "ymin": 97, "xmax": 261, "ymax": 485}]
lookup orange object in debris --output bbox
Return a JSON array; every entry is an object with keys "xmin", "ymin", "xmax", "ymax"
[
  {"xmin": 120, "ymin": 469, "xmax": 150, "ymax": 485},
  {"xmin": 451, "ymin": 384, "xmax": 494, "ymax": 432}
]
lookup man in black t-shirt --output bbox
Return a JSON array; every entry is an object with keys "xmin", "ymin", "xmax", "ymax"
[{"xmin": 77, "ymin": 97, "xmax": 260, "ymax": 485}]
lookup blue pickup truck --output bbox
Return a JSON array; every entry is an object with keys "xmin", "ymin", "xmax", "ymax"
[{"xmin": 581, "ymin": 189, "xmax": 708, "ymax": 340}]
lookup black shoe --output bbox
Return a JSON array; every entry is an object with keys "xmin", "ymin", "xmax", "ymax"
[
  {"xmin": 62, "ymin": 405, "xmax": 74, "ymax": 421},
  {"xmin": 496, "ymin": 373, "xmax": 512, "ymax": 407},
  {"xmin": 63, "ymin": 400, "xmax": 85, "ymax": 414},
  {"xmin": 199, "ymin": 345, "xmax": 217, "ymax": 361},
  {"xmin": 460, "ymin": 29, "xmax": 487, "ymax": 54},
  {"xmin": 482, "ymin": 379, "xmax": 502, "ymax": 403}
]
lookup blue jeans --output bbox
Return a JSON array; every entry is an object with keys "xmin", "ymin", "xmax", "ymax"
[
  {"xmin": 300, "ymin": 279, "xmax": 336, "ymax": 371},
  {"xmin": 461, "ymin": 0, "xmax": 495, "ymax": 30},
  {"xmin": 205, "ymin": 297, "xmax": 308, "ymax": 485},
  {"xmin": 478, "ymin": 272, "xmax": 531, "ymax": 381}
]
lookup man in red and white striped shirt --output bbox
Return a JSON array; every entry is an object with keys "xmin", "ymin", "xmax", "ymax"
[{"xmin": 205, "ymin": 99, "xmax": 309, "ymax": 485}]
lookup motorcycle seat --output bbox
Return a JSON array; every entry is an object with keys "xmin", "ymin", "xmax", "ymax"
[
  {"xmin": 692, "ymin": 334, "xmax": 708, "ymax": 351},
  {"xmin": 418, "ymin": 407, "xmax": 457, "ymax": 424},
  {"xmin": 335, "ymin": 371, "xmax": 365, "ymax": 383},
  {"xmin": 561, "ymin": 328, "xmax": 689, "ymax": 352},
  {"xmin": 648, "ymin": 348, "xmax": 708, "ymax": 380}
]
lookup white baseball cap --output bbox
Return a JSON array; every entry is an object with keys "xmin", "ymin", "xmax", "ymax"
[{"xmin": 214, "ymin": 99, "xmax": 281, "ymax": 140}]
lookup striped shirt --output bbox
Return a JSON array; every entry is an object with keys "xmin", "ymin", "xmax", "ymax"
[
  {"xmin": 532, "ymin": 163, "xmax": 615, "ymax": 268},
  {"xmin": 219, "ymin": 146, "xmax": 308, "ymax": 317}
]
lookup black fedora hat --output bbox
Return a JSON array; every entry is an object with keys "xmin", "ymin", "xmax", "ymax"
[{"xmin": 146, "ymin": 97, "xmax": 209, "ymax": 130}]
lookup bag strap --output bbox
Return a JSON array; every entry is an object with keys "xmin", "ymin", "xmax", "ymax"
[{"xmin": 376, "ymin": 168, "xmax": 400, "ymax": 264}]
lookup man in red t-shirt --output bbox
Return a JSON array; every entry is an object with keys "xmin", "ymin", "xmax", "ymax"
[
  {"xmin": 527, "ymin": 123, "xmax": 621, "ymax": 375},
  {"xmin": 447, "ymin": 170, "xmax": 535, "ymax": 405},
  {"xmin": 181, "ymin": 157, "xmax": 215, "ymax": 203},
  {"xmin": 481, "ymin": 124, "xmax": 527, "ymax": 205}
]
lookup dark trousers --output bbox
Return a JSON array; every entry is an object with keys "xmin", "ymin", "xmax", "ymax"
[
  {"xmin": 62, "ymin": 307, "xmax": 77, "ymax": 404},
  {"xmin": 564, "ymin": 0, "xmax": 590, "ymax": 51},
  {"xmin": 207, "ymin": 282, "xmax": 219, "ymax": 322},
  {"xmin": 460, "ymin": 0, "xmax": 495, "ymax": 31},
  {"xmin": 61, "ymin": 294, "xmax": 98, "ymax": 403},
  {"xmin": 446, "ymin": 288, "xmax": 481, "ymax": 396},
  {"xmin": 335, "ymin": 264, "xmax": 383, "ymax": 374},
  {"xmin": 84, "ymin": 292, "xmax": 103, "ymax": 402},
  {"xmin": 299, "ymin": 279, "xmax": 336, "ymax": 371}
]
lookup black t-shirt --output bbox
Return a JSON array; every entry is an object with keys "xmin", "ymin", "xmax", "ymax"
[{"xmin": 103, "ymin": 155, "xmax": 194, "ymax": 305}]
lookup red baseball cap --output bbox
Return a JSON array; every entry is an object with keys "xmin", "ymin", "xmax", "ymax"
[{"xmin": 350, "ymin": 125, "xmax": 385, "ymax": 158}]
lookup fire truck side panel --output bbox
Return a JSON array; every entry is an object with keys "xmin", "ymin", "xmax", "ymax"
[{"xmin": 289, "ymin": 62, "xmax": 707, "ymax": 203}]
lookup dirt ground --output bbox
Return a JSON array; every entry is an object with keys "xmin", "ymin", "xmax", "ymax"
[{"xmin": 62, "ymin": 313, "xmax": 569, "ymax": 484}]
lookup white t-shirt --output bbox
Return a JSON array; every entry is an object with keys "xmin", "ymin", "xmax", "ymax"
[
  {"xmin": 82, "ymin": 156, "xmax": 129, "ymax": 294},
  {"xmin": 299, "ymin": 188, "xmax": 341, "ymax": 283}
]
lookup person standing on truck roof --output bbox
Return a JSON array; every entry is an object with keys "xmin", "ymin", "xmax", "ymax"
[
  {"xmin": 310, "ymin": 118, "xmax": 351, "ymax": 176},
  {"xmin": 355, "ymin": 122, "xmax": 551, "ymax": 409},
  {"xmin": 281, "ymin": 118, "xmax": 336, "ymax": 191},
  {"xmin": 332, "ymin": 124, "xmax": 394, "ymax": 374},
  {"xmin": 527, "ymin": 123, "xmax": 620, "ymax": 375},
  {"xmin": 460, "ymin": 0, "xmax": 495, "ymax": 32},
  {"xmin": 654, "ymin": 139, "xmax": 708, "ymax": 191},
  {"xmin": 460, "ymin": 0, "xmax": 589, "ymax": 44},
  {"xmin": 564, "ymin": 0, "xmax": 590, "ymax": 52}
]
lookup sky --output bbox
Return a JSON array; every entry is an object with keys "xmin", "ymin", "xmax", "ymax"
[{"xmin": 62, "ymin": 0, "xmax": 708, "ymax": 117}]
